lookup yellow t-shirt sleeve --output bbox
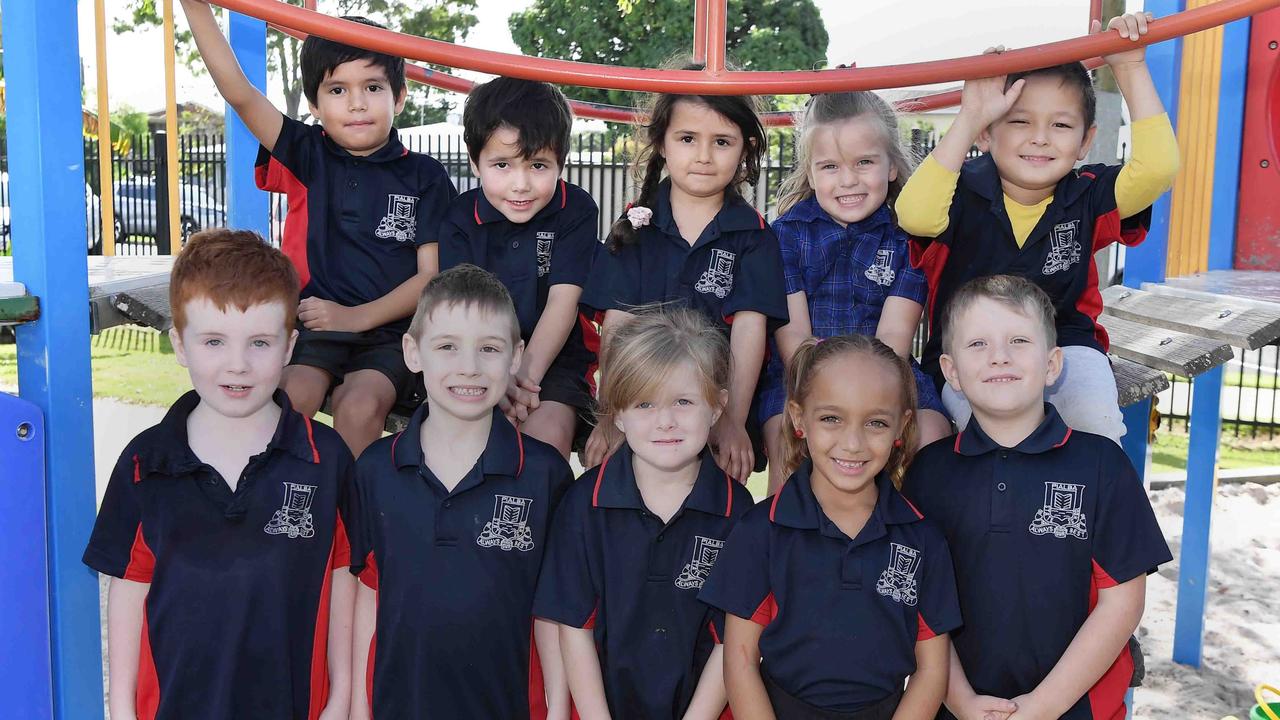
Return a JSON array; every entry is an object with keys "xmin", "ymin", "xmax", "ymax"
[
  {"xmin": 1115, "ymin": 113, "xmax": 1180, "ymax": 219},
  {"xmin": 896, "ymin": 155, "xmax": 960, "ymax": 238}
]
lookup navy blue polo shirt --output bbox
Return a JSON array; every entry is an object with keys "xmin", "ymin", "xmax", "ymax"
[
  {"xmin": 910, "ymin": 154, "xmax": 1152, "ymax": 387},
  {"xmin": 440, "ymin": 180, "xmax": 600, "ymax": 377},
  {"xmin": 699, "ymin": 464, "xmax": 961, "ymax": 713},
  {"xmin": 581, "ymin": 180, "xmax": 788, "ymax": 334},
  {"xmin": 533, "ymin": 445, "xmax": 752, "ymax": 719},
  {"xmin": 256, "ymin": 113, "xmax": 456, "ymax": 332},
  {"xmin": 901, "ymin": 405, "xmax": 1172, "ymax": 719},
  {"xmin": 347, "ymin": 404, "xmax": 574, "ymax": 719},
  {"xmin": 83, "ymin": 390, "xmax": 354, "ymax": 720}
]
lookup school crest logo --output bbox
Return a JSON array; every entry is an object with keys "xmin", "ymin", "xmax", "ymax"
[
  {"xmin": 875, "ymin": 542, "xmax": 920, "ymax": 606},
  {"xmin": 374, "ymin": 194, "xmax": 419, "ymax": 243},
  {"xmin": 675, "ymin": 535, "xmax": 724, "ymax": 590},
  {"xmin": 536, "ymin": 231, "xmax": 555, "ymax": 277},
  {"xmin": 864, "ymin": 248, "xmax": 897, "ymax": 286},
  {"xmin": 694, "ymin": 249, "xmax": 736, "ymax": 299},
  {"xmin": 1041, "ymin": 220, "xmax": 1082, "ymax": 275},
  {"xmin": 476, "ymin": 494, "xmax": 536, "ymax": 552},
  {"xmin": 263, "ymin": 482, "xmax": 317, "ymax": 539},
  {"xmin": 1028, "ymin": 482, "xmax": 1089, "ymax": 539}
]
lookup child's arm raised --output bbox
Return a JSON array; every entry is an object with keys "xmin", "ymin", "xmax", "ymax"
[
  {"xmin": 106, "ymin": 578, "xmax": 150, "ymax": 720},
  {"xmin": 714, "ymin": 310, "xmax": 766, "ymax": 481},
  {"xmin": 892, "ymin": 634, "xmax": 950, "ymax": 720},
  {"xmin": 559, "ymin": 624, "xmax": 612, "ymax": 719},
  {"xmin": 179, "ymin": 0, "xmax": 282, "ymax": 151},
  {"xmin": 1007, "ymin": 576, "xmax": 1146, "ymax": 719},
  {"xmin": 682, "ymin": 644, "xmax": 729, "ymax": 720},
  {"xmin": 896, "ymin": 50, "xmax": 1024, "ymax": 239},
  {"xmin": 723, "ymin": 613, "xmax": 775, "ymax": 720}
]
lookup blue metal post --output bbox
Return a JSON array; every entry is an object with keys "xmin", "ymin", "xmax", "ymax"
[
  {"xmin": 227, "ymin": 12, "xmax": 270, "ymax": 236},
  {"xmin": 1, "ymin": 0, "xmax": 105, "ymax": 716},
  {"xmin": 0, "ymin": 393, "xmax": 53, "ymax": 719},
  {"xmin": 1171, "ymin": 14, "xmax": 1250, "ymax": 669},
  {"xmin": 1120, "ymin": 0, "xmax": 1183, "ymax": 479}
]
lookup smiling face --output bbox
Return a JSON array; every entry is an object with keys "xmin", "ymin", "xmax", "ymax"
[
  {"xmin": 940, "ymin": 296, "xmax": 1063, "ymax": 424},
  {"xmin": 980, "ymin": 74, "xmax": 1097, "ymax": 205},
  {"xmin": 660, "ymin": 99, "xmax": 747, "ymax": 203},
  {"xmin": 403, "ymin": 302, "xmax": 522, "ymax": 423},
  {"xmin": 788, "ymin": 352, "xmax": 910, "ymax": 500},
  {"xmin": 474, "ymin": 125, "xmax": 562, "ymax": 224},
  {"xmin": 808, "ymin": 116, "xmax": 897, "ymax": 226},
  {"xmin": 614, "ymin": 361, "xmax": 724, "ymax": 476},
  {"xmin": 308, "ymin": 58, "xmax": 407, "ymax": 157},
  {"xmin": 170, "ymin": 297, "xmax": 296, "ymax": 420}
]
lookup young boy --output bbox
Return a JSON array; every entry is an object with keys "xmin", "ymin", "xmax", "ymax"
[
  {"xmin": 347, "ymin": 265, "xmax": 572, "ymax": 719},
  {"xmin": 439, "ymin": 77, "xmax": 600, "ymax": 460},
  {"xmin": 83, "ymin": 230, "xmax": 356, "ymax": 720},
  {"xmin": 902, "ymin": 275, "xmax": 1171, "ymax": 720},
  {"xmin": 182, "ymin": 0, "xmax": 456, "ymax": 456},
  {"xmin": 897, "ymin": 13, "xmax": 1180, "ymax": 445}
]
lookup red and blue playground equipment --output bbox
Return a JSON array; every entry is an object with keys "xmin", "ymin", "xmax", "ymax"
[{"xmin": 2, "ymin": 0, "xmax": 1277, "ymax": 716}]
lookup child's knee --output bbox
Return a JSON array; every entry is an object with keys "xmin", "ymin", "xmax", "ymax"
[
  {"xmin": 524, "ymin": 403, "xmax": 576, "ymax": 456},
  {"xmin": 332, "ymin": 375, "xmax": 395, "ymax": 424}
]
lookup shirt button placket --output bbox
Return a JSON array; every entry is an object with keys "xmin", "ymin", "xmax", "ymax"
[{"xmin": 990, "ymin": 452, "xmax": 1014, "ymax": 532}]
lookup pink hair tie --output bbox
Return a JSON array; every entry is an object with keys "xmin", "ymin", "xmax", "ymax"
[{"xmin": 626, "ymin": 205, "xmax": 653, "ymax": 229}]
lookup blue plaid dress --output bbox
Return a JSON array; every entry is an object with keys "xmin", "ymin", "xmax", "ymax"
[{"xmin": 759, "ymin": 197, "xmax": 946, "ymax": 422}]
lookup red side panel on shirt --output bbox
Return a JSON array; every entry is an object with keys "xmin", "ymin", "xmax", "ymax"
[
  {"xmin": 124, "ymin": 524, "xmax": 156, "ymax": 583},
  {"xmin": 359, "ymin": 552, "xmax": 379, "ymax": 590},
  {"xmin": 911, "ymin": 240, "xmax": 951, "ymax": 324},
  {"xmin": 307, "ymin": 542, "xmax": 337, "ymax": 720},
  {"xmin": 136, "ymin": 611, "xmax": 160, "ymax": 720},
  {"xmin": 1078, "ymin": 239, "xmax": 1111, "ymax": 351},
  {"xmin": 579, "ymin": 312, "xmax": 602, "ymax": 396},
  {"xmin": 332, "ymin": 514, "xmax": 352, "ymax": 569},
  {"xmin": 1085, "ymin": 558, "xmax": 1130, "ymax": 719},
  {"xmin": 750, "ymin": 592, "xmax": 778, "ymax": 627},
  {"xmin": 255, "ymin": 156, "xmax": 312, "ymax": 289},
  {"xmin": 917, "ymin": 614, "xmax": 938, "ymax": 641}
]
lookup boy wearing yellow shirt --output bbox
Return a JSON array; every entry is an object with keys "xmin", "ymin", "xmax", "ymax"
[{"xmin": 898, "ymin": 12, "xmax": 1179, "ymax": 445}]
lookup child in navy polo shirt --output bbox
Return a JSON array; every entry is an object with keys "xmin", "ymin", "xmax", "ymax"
[
  {"xmin": 183, "ymin": 0, "xmax": 456, "ymax": 457},
  {"xmin": 347, "ymin": 265, "xmax": 572, "ymax": 720},
  {"xmin": 534, "ymin": 306, "xmax": 753, "ymax": 719},
  {"xmin": 582, "ymin": 70, "xmax": 788, "ymax": 481},
  {"xmin": 702, "ymin": 334, "xmax": 960, "ymax": 720},
  {"xmin": 897, "ymin": 13, "xmax": 1179, "ymax": 446},
  {"xmin": 440, "ymin": 77, "xmax": 600, "ymax": 460},
  {"xmin": 762, "ymin": 89, "xmax": 952, "ymax": 496},
  {"xmin": 84, "ymin": 230, "xmax": 356, "ymax": 720},
  {"xmin": 902, "ymin": 275, "xmax": 1172, "ymax": 720}
]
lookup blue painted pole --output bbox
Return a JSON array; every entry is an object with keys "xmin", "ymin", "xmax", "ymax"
[
  {"xmin": 1121, "ymin": 397, "xmax": 1153, "ymax": 478},
  {"xmin": 0, "ymin": 393, "xmax": 53, "ymax": 719},
  {"xmin": 227, "ymin": 12, "xmax": 270, "ymax": 236},
  {"xmin": 1, "ymin": 0, "xmax": 105, "ymax": 716}
]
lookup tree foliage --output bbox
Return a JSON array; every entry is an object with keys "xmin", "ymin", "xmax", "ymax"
[
  {"xmin": 508, "ymin": 0, "xmax": 828, "ymax": 109},
  {"xmin": 113, "ymin": 0, "xmax": 476, "ymax": 124}
]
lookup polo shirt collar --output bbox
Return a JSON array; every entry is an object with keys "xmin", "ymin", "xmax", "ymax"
[
  {"xmin": 952, "ymin": 403, "xmax": 1073, "ymax": 456},
  {"xmin": 473, "ymin": 179, "xmax": 568, "ymax": 225},
  {"xmin": 651, "ymin": 179, "xmax": 766, "ymax": 248},
  {"xmin": 136, "ymin": 389, "xmax": 318, "ymax": 477},
  {"xmin": 768, "ymin": 462, "xmax": 922, "ymax": 541},
  {"xmin": 591, "ymin": 444, "xmax": 736, "ymax": 518},
  {"xmin": 393, "ymin": 403, "xmax": 524, "ymax": 480},
  {"xmin": 962, "ymin": 152, "xmax": 1092, "ymax": 209},
  {"xmin": 319, "ymin": 125, "xmax": 408, "ymax": 163}
]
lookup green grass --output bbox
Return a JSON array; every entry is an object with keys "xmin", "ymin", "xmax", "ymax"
[{"xmin": 1150, "ymin": 428, "xmax": 1280, "ymax": 475}]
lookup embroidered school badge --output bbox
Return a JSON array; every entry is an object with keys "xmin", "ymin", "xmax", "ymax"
[
  {"xmin": 536, "ymin": 231, "xmax": 555, "ymax": 277},
  {"xmin": 875, "ymin": 543, "xmax": 921, "ymax": 606},
  {"xmin": 374, "ymin": 194, "xmax": 419, "ymax": 243},
  {"xmin": 263, "ymin": 482, "xmax": 317, "ymax": 539},
  {"xmin": 674, "ymin": 535, "xmax": 725, "ymax": 590},
  {"xmin": 864, "ymin": 248, "xmax": 897, "ymax": 286},
  {"xmin": 1028, "ymin": 482, "xmax": 1089, "ymax": 539},
  {"xmin": 476, "ymin": 494, "xmax": 536, "ymax": 552},
  {"xmin": 693, "ymin": 249, "xmax": 736, "ymax": 299},
  {"xmin": 1041, "ymin": 220, "xmax": 1082, "ymax": 275}
]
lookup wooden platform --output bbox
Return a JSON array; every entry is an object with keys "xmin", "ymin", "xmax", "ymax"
[{"xmin": 0, "ymin": 256, "xmax": 174, "ymax": 332}]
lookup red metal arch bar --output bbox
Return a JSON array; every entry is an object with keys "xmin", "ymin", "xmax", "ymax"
[{"xmin": 220, "ymin": 0, "xmax": 1275, "ymax": 95}]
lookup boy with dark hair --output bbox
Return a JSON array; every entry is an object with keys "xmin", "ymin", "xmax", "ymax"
[
  {"xmin": 182, "ymin": 0, "xmax": 456, "ymax": 457},
  {"xmin": 84, "ymin": 229, "xmax": 356, "ymax": 720},
  {"xmin": 347, "ymin": 264, "xmax": 572, "ymax": 719},
  {"xmin": 440, "ymin": 76, "xmax": 600, "ymax": 460},
  {"xmin": 898, "ymin": 13, "xmax": 1180, "ymax": 446},
  {"xmin": 903, "ymin": 274, "xmax": 1171, "ymax": 720}
]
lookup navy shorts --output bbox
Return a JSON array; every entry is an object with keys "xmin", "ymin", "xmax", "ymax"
[
  {"xmin": 290, "ymin": 326, "xmax": 417, "ymax": 404},
  {"xmin": 757, "ymin": 350, "xmax": 947, "ymax": 426}
]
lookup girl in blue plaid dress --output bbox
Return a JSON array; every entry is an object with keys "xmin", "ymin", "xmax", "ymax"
[{"xmin": 760, "ymin": 92, "xmax": 952, "ymax": 494}]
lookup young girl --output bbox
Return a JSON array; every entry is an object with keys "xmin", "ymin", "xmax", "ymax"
[
  {"xmin": 534, "ymin": 306, "xmax": 753, "ymax": 720},
  {"xmin": 580, "ymin": 71, "xmax": 789, "ymax": 482},
  {"xmin": 700, "ymin": 335, "xmax": 960, "ymax": 720},
  {"xmin": 761, "ymin": 92, "xmax": 951, "ymax": 494}
]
